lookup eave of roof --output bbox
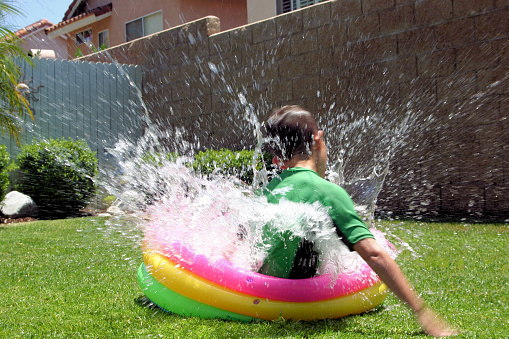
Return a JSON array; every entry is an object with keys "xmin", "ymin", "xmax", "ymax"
[
  {"xmin": 64, "ymin": 0, "xmax": 84, "ymax": 21},
  {"xmin": 15, "ymin": 19, "xmax": 53, "ymax": 39},
  {"xmin": 46, "ymin": 3, "xmax": 112, "ymax": 38}
]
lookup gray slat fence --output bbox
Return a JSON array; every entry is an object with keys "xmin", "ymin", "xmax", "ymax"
[{"xmin": 2, "ymin": 58, "xmax": 144, "ymax": 169}]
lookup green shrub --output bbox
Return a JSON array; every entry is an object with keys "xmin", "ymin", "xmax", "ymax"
[
  {"xmin": 192, "ymin": 149, "xmax": 273, "ymax": 185},
  {"xmin": 141, "ymin": 151, "xmax": 180, "ymax": 166},
  {"xmin": 103, "ymin": 195, "xmax": 116, "ymax": 207},
  {"xmin": 15, "ymin": 138, "xmax": 98, "ymax": 217},
  {"xmin": 135, "ymin": 149, "xmax": 275, "ymax": 192},
  {"xmin": 0, "ymin": 145, "xmax": 11, "ymax": 200}
]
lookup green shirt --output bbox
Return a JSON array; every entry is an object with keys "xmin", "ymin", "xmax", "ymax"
[{"xmin": 259, "ymin": 167, "xmax": 374, "ymax": 278}]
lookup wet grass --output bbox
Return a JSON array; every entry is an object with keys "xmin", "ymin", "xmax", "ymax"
[{"xmin": 0, "ymin": 217, "xmax": 507, "ymax": 338}]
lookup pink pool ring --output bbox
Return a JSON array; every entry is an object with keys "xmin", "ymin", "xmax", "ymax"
[{"xmin": 146, "ymin": 240, "xmax": 381, "ymax": 302}]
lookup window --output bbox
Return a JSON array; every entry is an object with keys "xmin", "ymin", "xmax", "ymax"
[
  {"xmin": 98, "ymin": 30, "xmax": 109, "ymax": 49},
  {"xmin": 125, "ymin": 11, "xmax": 163, "ymax": 42},
  {"xmin": 277, "ymin": 0, "xmax": 325, "ymax": 14},
  {"xmin": 76, "ymin": 29, "xmax": 92, "ymax": 45}
]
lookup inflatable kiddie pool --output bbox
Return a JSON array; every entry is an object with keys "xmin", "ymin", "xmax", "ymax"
[{"xmin": 137, "ymin": 240, "xmax": 389, "ymax": 321}]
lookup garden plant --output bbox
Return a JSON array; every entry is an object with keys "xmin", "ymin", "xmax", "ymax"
[
  {"xmin": 0, "ymin": 144, "xmax": 11, "ymax": 199},
  {"xmin": 14, "ymin": 138, "xmax": 98, "ymax": 217},
  {"xmin": 0, "ymin": 0, "xmax": 34, "ymax": 144}
]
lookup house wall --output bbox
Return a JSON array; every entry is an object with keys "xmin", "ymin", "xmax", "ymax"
[
  {"xmin": 20, "ymin": 30, "xmax": 68, "ymax": 59},
  {"xmin": 181, "ymin": 0, "xmax": 247, "ymax": 29},
  {"xmin": 68, "ymin": 0, "xmax": 246, "ymax": 57},
  {"xmin": 67, "ymin": 15, "xmax": 112, "ymax": 58},
  {"xmin": 81, "ymin": 0, "xmax": 179, "ymax": 50},
  {"xmin": 83, "ymin": 0, "xmax": 509, "ymax": 219},
  {"xmin": 247, "ymin": 0, "xmax": 276, "ymax": 23}
]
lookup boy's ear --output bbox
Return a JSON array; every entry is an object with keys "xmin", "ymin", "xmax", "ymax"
[
  {"xmin": 314, "ymin": 130, "xmax": 324, "ymax": 143},
  {"xmin": 272, "ymin": 156, "xmax": 287, "ymax": 169}
]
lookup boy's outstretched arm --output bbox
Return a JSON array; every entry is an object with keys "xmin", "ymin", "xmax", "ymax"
[{"xmin": 353, "ymin": 238, "xmax": 458, "ymax": 337}]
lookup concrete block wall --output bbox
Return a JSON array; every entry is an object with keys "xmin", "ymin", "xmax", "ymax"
[{"xmin": 84, "ymin": 0, "xmax": 509, "ymax": 219}]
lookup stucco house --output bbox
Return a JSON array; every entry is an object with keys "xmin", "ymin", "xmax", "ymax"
[
  {"xmin": 14, "ymin": 19, "xmax": 68, "ymax": 59},
  {"xmin": 44, "ymin": 0, "xmax": 250, "ymax": 59},
  {"xmin": 41, "ymin": 0, "xmax": 326, "ymax": 59}
]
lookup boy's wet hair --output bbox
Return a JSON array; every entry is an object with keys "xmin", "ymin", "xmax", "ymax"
[{"xmin": 265, "ymin": 105, "xmax": 318, "ymax": 161}]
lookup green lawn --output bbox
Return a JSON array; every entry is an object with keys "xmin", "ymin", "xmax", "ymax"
[{"xmin": 0, "ymin": 217, "xmax": 507, "ymax": 338}]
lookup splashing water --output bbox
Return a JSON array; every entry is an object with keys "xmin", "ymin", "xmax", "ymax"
[
  {"xmin": 101, "ymin": 112, "xmax": 398, "ymax": 279},
  {"xmin": 87, "ymin": 32, "xmax": 507, "ymax": 276},
  {"xmin": 91, "ymin": 48, "xmax": 419, "ymax": 277}
]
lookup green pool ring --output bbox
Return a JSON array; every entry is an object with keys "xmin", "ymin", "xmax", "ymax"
[{"xmin": 137, "ymin": 263, "xmax": 255, "ymax": 322}]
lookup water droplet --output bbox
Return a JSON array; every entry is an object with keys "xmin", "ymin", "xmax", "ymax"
[
  {"xmin": 238, "ymin": 92, "xmax": 247, "ymax": 106},
  {"xmin": 208, "ymin": 62, "xmax": 218, "ymax": 74}
]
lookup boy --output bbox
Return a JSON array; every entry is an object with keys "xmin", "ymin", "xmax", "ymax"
[{"xmin": 261, "ymin": 105, "xmax": 457, "ymax": 337}]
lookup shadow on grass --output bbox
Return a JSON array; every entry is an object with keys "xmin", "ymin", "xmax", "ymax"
[
  {"xmin": 375, "ymin": 212, "xmax": 509, "ymax": 225},
  {"xmin": 134, "ymin": 295, "xmax": 161, "ymax": 311},
  {"xmin": 133, "ymin": 297, "xmax": 425, "ymax": 337}
]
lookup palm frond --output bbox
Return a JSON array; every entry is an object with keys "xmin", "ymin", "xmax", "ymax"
[{"xmin": 0, "ymin": 0, "xmax": 34, "ymax": 145}]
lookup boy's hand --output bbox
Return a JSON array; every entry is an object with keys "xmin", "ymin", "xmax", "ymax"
[
  {"xmin": 417, "ymin": 306, "xmax": 459, "ymax": 337},
  {"xmin": 353, "ymin": 238, "xmax": 458, "ymax": 337}
]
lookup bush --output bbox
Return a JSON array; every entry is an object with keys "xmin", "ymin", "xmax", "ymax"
[
  {"xmin": 0, "ymin": 145, "xmax": 11, "ymax": 200},
  {"xmin": 15, "ymin": 138, "xmax": 98, "ymax": 217},
  {"xmin": 141, "ymin": 151, "xmax": 180, "ymax": 166},
  {"xmin": 192, "ymin": 149, "xmax": 273, "ymax": 185}
]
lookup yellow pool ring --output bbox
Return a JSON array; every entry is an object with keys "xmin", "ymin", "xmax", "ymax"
[{"xmin": 144, "ymin": 250, "xmax": 388, "ymax": 321}]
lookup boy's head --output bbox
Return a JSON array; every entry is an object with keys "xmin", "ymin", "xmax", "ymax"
[{"xmin": 265, "ymin": 105, "xmax": 319, "ymax": 161}]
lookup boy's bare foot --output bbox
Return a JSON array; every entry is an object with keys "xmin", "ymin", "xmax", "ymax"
[{"xmin": 417, "ymin": 307, "xmax": 459, "ymax": 337}]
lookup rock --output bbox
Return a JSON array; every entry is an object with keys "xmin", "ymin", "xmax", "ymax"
[
  {"xmin": 96, "ymin": 212, "xmax": 112, "ymax": 217},
  {"xmin": 1, "ymin": 191, "xmax": 38, "ymax": 218},
  {"xmin": 106, "ymin": 205, "xmax": 124, "ymax": 215}
]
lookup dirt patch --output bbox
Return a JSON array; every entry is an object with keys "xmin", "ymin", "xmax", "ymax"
[
  {"xmin": 0, "ymin": 209, "xmax": 105, "ymax": 224},
  {"xmin": 0, "ymin": 216, "xmax": 38, "ymax": 224}
]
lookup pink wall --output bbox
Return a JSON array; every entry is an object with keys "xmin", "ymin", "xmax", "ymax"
[
  {"xmin": 181, "ymin": 0, "xmax": 247, "ymax": 31},
  {"xmin": 75, "ymin": 0, "xmax": 246, "ymax": 53},
  {"xmin": 21, "ymin": 30, "xmax": 68, "ymax": 59},
  {"xmin": 66, "ymin": 15, "xmax": 112, "ymax": 58}
]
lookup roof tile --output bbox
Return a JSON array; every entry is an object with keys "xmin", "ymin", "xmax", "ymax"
[
  {"xmin": 46, "ymin": 3, "xmax": 113, "ymax": 34},
  {"xmin": 15, "ymin": 19, "xmax": 53, "ymax": 38}
]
